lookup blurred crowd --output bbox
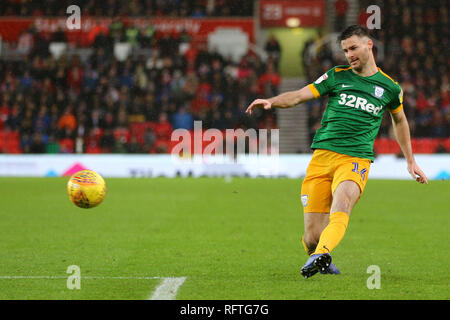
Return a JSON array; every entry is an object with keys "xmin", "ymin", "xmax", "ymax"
[
  {"xmin": 0, "ymin": 2, "xmax": 278, "ymax": 154},
  {"xmin": 0, "ymin": 0, "xmax": 254, "ymax": 17},
  {"xmin": 1, "ymin": 0, "xmax": 448, "ymax": 155},
  {"xmin": 306, "ymin": 0, "xmax": 449, "ymax": 147}
]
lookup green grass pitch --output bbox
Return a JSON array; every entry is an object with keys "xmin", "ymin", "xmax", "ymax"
[{"xmin": 0, "ymin": 177, "xmax": 448, "ymax": 300}]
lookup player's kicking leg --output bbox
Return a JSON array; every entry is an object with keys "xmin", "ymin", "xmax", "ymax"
[
  {"xmin": 301, "ymin": 180, "xmax": 361, "ymax": 278},
  {"xmin": 301, "ymin": 212, "xmax": 338, "ymax": 277},
  {"xmin": 301, "ymin": 212, "xmax": 340, "ymax": 275}
]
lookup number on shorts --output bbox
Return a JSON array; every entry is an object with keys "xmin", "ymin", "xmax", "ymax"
[
  {"xmin": 352, "ymin": 162, "xmax": 367, "ymax": 181},
  {"xmin": 360, "ymin": 168, "xmax": 367, "ymax": 181}
]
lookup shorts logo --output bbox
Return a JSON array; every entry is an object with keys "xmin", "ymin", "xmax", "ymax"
[
  {"xmin": 301, "ymin": 195, "xmax": 308, "ymax": 207},
  {"xmin": 374, "ymin": 86, "xmax": 384, "ymax": 98}
]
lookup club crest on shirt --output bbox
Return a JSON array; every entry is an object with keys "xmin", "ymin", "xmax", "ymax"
[{"xmin": 374, "ymin": 86, "xmax": 384, "ymax": 98}]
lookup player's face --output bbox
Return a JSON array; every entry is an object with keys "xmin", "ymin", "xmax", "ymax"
[{"xmin": 341, "ymin": 35, "xmax": 372, "ymax": 71}]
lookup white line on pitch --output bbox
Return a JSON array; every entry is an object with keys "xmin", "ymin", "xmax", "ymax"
[
  {"xmin": 0, "ymin": 276, "xmax": 161, "ymax": 280},
  {"xmin": 0, "ymin": 275, "xmax": 188, "ymax": 300},
  {"xmin": 149, "ymin": 277, "xmax": 187, "ymax": 300}
]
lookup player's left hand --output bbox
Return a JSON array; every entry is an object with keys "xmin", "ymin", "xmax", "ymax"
[{"xmin": 407, "ymin": 161, "xmax": 428, "ymax": 184}]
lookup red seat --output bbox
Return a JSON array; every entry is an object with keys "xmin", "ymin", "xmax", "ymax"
[
  {"xmin": 412, "ymin": 138, "xmax": 439, "ymax": 153},
  {"xmin": 93, "ymin": 128, "xmax": 104, "ymax": 142},
  {"xmin": 85, "ymin": 144, "xmax": 102, "ymax": 154},
  {"xmin": 374, "ymin": 138, "xmax": 400, "ymax": 154},
  {"xmin": 8, "ymin": 130, "xmax": 19, "ymax": 141},
  {"xmin": 130, "ymin": 122, "xmax": 156, "ymax": 146},
  {"xmin": 441, "ymin": 138, "xmax": 450, "ymax": 152},
  {"xmin": 129, "ymin": 122, "xmax": 147, "ymax": 145},
  {"xmin": 113, "ymin": 128, "xmax": 131, "ymax": 143},
  {"xmin": 7, "ymin": 145, "xmax": 22, "ymax": 154},
  {"xmin": 0, "ymin": 130, "xmax": 7, "ymax": 151},
  {"xmin": 2, "ymin": 130, "xmax": 21, "ymax": 153},
  {"xmin": 154, "ymin": 138, "xmax": 171, "ymax": 153},
  {"xmin": 59, "ymin": 138, "xmax": 74, "ymax": 153}
]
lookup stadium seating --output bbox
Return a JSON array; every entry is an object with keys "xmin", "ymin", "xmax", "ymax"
[
  {"xmin": 0, "ymin": 1, "xmax": 447, "ymax": 155},
  {"xmin": 0, "ymin": 2, "xmax": 277, "ymax": 155}
]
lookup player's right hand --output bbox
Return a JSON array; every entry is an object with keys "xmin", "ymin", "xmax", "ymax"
[{"xmin": 245, "ymin": 99, "xmax": 272, "ymax": 116}]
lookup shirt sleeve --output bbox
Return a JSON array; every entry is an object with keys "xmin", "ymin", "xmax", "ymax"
[
  {"xmin": 387, "ymin": 85, "xmax": 403, "ymax": 114},
  {"xmin": 307, "ymin": 68, "xmax": 336, "ymax": 98}
]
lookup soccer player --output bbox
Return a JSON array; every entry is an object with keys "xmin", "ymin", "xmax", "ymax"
[{"xmin": 245, "ymin": 25, "xmax": 428, "ymax": 278}]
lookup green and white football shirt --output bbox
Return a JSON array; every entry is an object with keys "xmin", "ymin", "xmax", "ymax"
[{"xmin": 307, "ymin": 65, "xmax": 403, "ymax": 161}]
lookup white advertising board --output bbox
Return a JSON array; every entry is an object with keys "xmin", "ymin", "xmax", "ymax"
[{"xmin": 0, "ymin": 154, "xmax": 448, "ymax": 180}]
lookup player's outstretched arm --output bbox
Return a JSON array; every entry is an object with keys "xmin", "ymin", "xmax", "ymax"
[
  {"xmin": 390, "ymin": 109, "xmax": 428, "ymax": 184},
  {"xmin": 245, "ymin": 85, "xmax": 316, "ymax": 115}
]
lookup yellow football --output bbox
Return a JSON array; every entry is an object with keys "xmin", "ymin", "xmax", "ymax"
[{"xmin": 67, "ymin": 170, "xmax": 106, "ymax": 209}]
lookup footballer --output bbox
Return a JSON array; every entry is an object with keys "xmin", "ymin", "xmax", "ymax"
[{"xmin": 246, "ymin": 25, "xmax": 428, "ymax": 278}]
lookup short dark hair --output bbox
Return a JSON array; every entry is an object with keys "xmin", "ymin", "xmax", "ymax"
[{"xmin": 338, "ymin": 25, "xmax": 371, "ymax": 42}]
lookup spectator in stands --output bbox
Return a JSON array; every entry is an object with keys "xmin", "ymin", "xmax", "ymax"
[
  {"xmin": 35, "ymin": 105, "xmax": 50, "ymax": 133},
  {"xmin": 29, "ymin": 132, "xmax": 46, "ymax": 153},
  {"xmin": 139, "ymin": 24, "xmax": 156, "ymax": 48},
  {"xmin": 152, "ymin": 112, "xmax": 172, "ymax": 153},
  {"xmin": 143, "ymin": 126, "xmax": 157, "ymax": 153},
  {"xmin": 134, "ymin": 64, "xmax": 148, "ymax": 92},
  {"xmin": 92, "ymin": 27, "xmax": 111, "ymax": 51},
  {"xmin": 430, "ymin": 109, "xmax": 448, "ymax": 138},
  {"xmin": 20, "ymin": 133, "xmax": 33, "ymax": 153},
  {"xmin": 16, "ymin": 27, "xmax": 35, "ymax": 56},
  {"xmin": 125, "ymin": 21, "xmax": 140, "ymax": 48},
  {"xmin": 190, "ymin": 5, "xmax": 206, "ymax": 18},
  {"xmin": 84, "ymin": 129, "xmax": 102, "ymax": 154},
  {"xmin": 113, "ymin": 135, "xmax": 128, "ymax": 153},
  {"xmin": 0, "ymin": 100, "xmax": 9, "ymax": 130},
  {"xmin": 334, "ymin": 0, "xmax": 348, "ymax": 31},
  {"xmin": 100, "ymin": 128, "xmax": 115, "ymax": 153},
  {"xmin": 264, "ymin": 34, "xmax": 281, "ymax": 70},
  {"xmin": 0, "ymin": 71, "xmax": 17, "ymax": 93},
  {"xmin": 6, "ymin": 104, "xmax": 21, "ymax": 131},
  {"xmin": 19, "ymin": 70, "xmax": 33, "ymax": 90},
  {"xmin": 258, "ymin": 62, "xmax": 281, "ymax": 98},
  {"xmin": 127, "ymin": 135, "xmax": 143, "ymax": 153},
  {"xmin": 154, "ymin": 112, "xmax": 172, "ymax": 140},
  {"xmin": 58, "ymin": 128, "xmax": 75, "ymax": 153},
  {"xmin": 31, "ymin": 31, "xmax": 49, "ymax": 58},
  {"xmin": 109, "ymin": 17, "xmax": 124, "ymax": 39},
  {"xmin": 172, "ymin": 104, "xmax": 194, "ymax": 130},
  {"xmin": 191, "ymin": 74, "xmax": 212, "ymax": 114},
  {"xmin": 82, "ymin": 65, "xmax": 99, "ymax": 90},
  {"xmin": 67, "ymin": 64, "xmax": 83, "ymax": 93},
  {"xmin": 20, "ymin": 109, "xmax": 34, "ymax": 136},
  {"xmin": 58, "ymin": 106, "xmax": 77, "ymax": 133},
  {"xmin": 119, "ymin": 67, "xmax": 134, "ymax": 88},
  {"xmin": 51, "ymin": 27, "xmax": 67, "ymax": 43},
  {"xmin": 45, "ymin": 134, "xmax": 60, "ymax": 153}
]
